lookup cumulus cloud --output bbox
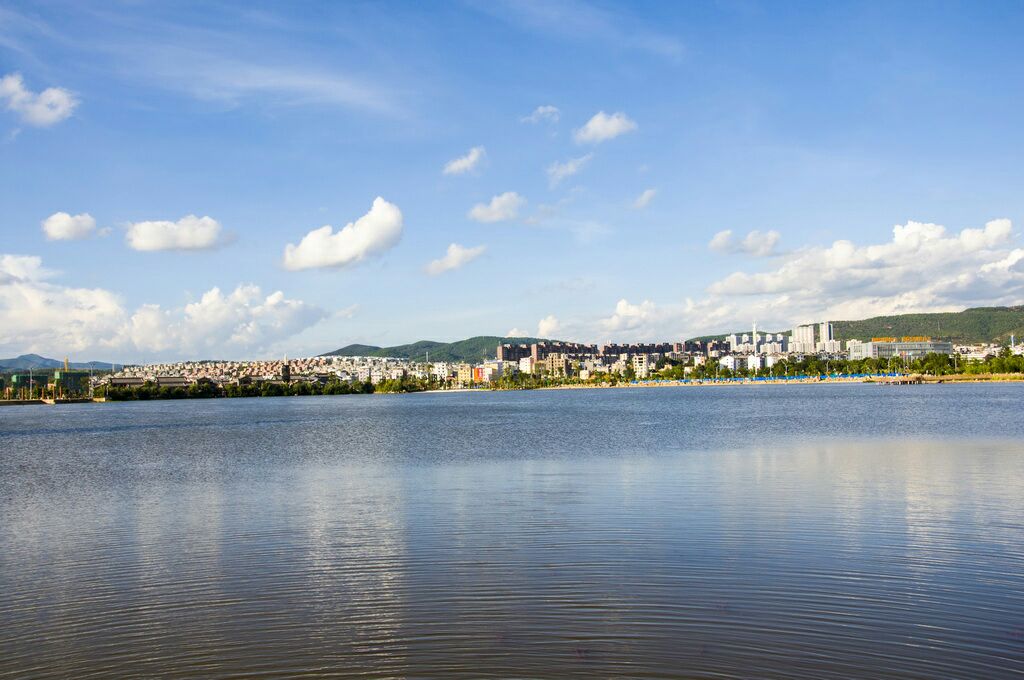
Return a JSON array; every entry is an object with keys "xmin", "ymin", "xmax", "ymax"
[
  {"xmin": 521, "ymin": 105, "xmax": 560, "ymax": 123},
  {"xmin": 128, "ymin": 285, "xmax": 325, "ymax": 355},
  {"xmin": 468, "ymin": 192, "xmax": 525, "ymax": 223},
  {"xmin": 601, "ymin": 299, "xmax": 659, "ymax": 334},
  {"xmin": 425, "ymin": 243, "xmax": 486, "ymax": 276},
  {"xmin": 0, "ymin": 72, "xmax": 78, "ymax": 127},
  {"xmin": 574, "ymin": 111, "xmax": 637, "ymax": 144},
  {"xmin": 0, "ymin": 254, "xmax": 126, "ymax": 355},
  {"xmin": 537, "ymin": 314, "xmax": 561, "ymax": 337},
  {"xmin": 587, "ymin": 217, "xmax": 1024, "ymax": 342},
  {"xmin": 547, "ymin": 154, "xmax": 593, "ymax": 187},
  {"xmin": 0, "ymin": 253, "xmax": 325, "ymax": 359},
  {"xmin": 443, "ymin": 146, "xmax": 486, "ymax": 175},
  {"xmin": 42, "ymin": 212, "xmax": 95, "ymax": 241},
  {"xmin": 126, "ymin": 215, "xmax": 224, "ymax": 252},
  {"xmin": 708, "ymin": 219, "xmax": 1012, "ymax": 303},
  {"xmin": 708, "ymin": 229, "xmax": 781, "ymax": 257},
  {"xmin": 506, "ymin": 328, "xmax": 528, "ymax": 337},
  {"xmin": 283, "ymin": 197, "xmax": 403, "ymax": 271},
  {"xmin": 633, "ymin": 188, "xmax": 656, "ymax": 209}
]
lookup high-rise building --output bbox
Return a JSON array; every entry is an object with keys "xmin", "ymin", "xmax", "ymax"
[
  {"xmin": 791, "ymin": 324, "xmax": 816, "ymax": 353},
  {"xmin": 497, "ymin": 343, "xmax": 531, "ymax": 362},
  {"xmin": 816, "ymin": 322, "xmax": 840, "ymax": 353}
]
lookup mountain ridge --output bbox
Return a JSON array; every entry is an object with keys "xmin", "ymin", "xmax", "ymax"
[
  {"xmin": 0, "ymin": 354, "xmax": 116, "ymax": 371},
  {"xmin": 4, "ymin": 307, "xmax": 1020, "ymax": 370},
  {"xmin": 322, "ymin": 336, "xmax": 550, "ymax": 363},
  {"xmin": 327, "ymin": 307, "xmax": 1024, "ymax": 360},
  {"xmin": 692, "ymin": 306, "xmax": 1024, "ymax": 344}
]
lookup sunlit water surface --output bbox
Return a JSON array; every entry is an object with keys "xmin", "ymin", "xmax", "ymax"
[{"xmin": 2, "ymin": 384, "xmax": 1023, "ymax": 678}]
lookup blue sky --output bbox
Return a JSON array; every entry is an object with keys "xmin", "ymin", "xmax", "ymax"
[{"xmin": 2, "ymin": 1, "xmax": 1024, "ymax": 361}]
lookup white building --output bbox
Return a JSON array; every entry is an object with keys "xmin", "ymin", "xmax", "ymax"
[
  {"xmin": 719, "ymin": 356, "xmax": 741, "ymax": 372},
  {"xmin": 632, "ymin": 354, "xmax": 651, "ymax": 379},
  {"xmin": 816, "ymin": 322, "xmax": 840, "ymax": 353},
  {"xmin": 791, "ymin": 324, "xmax": 816, "ymax": 354},
  {"xmin": 431, "ymin": 363, "xmax": 454, "ymax": 381}
]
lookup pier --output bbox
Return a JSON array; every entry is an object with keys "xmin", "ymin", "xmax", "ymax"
[{"xmin": 875, "ymin": 374, "xmax": 924, "ymax": 385}]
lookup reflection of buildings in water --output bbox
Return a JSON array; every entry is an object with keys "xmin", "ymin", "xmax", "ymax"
[
  {"xmin": 298, "ymin": 465, "xmax": 410, "ymax": 658},
  {"xmin": 898, "ymin": 441, "xmax": 1024, "ymax": 579},
  {"xmin": 131, "ymin": 479, "xmax": 228, "ymax": 655},
  {"xmin": 810, "ymin": 439, "xmax": 1024, "ymax": 581},
  {"xmin": 899, "ymin": 442, "xmax": 959, "ymax": 578}
]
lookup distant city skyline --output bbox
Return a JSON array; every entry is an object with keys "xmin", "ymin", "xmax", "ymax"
[{"xmin": 2, "ymin": 1, "xmax": 1024, "ymax": 362}]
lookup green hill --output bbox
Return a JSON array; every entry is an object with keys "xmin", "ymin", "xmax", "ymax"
[
  {"xmin": 0, "ymin": 354, "xmax": 116, "ymax": 372},
  {"xmin": 690, "ymin": 306, "xmax": 1024, "ymax": 345},
  {"xmin": 832, "ymin": 306, "xmax": 1024, "ymax": 344},
  {"xmin": 325, "ymin": 307, "xmax": 1023, "ymax": 362},
  {"xmin": 322, "ymin": 336, "xmax": 549, "ymax": 362}
]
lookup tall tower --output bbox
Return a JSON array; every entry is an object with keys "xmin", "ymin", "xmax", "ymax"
[{"xmin": 752, "ymin": 321, "xmax": 758, "ymax": 354}]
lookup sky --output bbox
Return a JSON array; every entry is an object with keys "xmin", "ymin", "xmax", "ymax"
[{"xmin": 2, "ymin": 0, "xmax": 1024, "ymax": 362}]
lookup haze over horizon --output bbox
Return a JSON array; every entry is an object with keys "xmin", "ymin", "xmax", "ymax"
[{"xmin": 3, "ymin": 1, "xmax": 1024, "ymax": 362}]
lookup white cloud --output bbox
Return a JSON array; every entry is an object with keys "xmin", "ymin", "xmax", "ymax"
[
  {"xmin": 601, "ymin": 298, "xmax": 659, "ymax": 334},
  {"xmin": 126, "ymin": 215, "xmax": 224, "ymax": 252},
  {"xmin": 443, "ymin": 146, "xmax": 486, "ymax": 175},
  {"xmin": 468, "ymin": 191, "xmax": 525, "ymax": 223},
  {"xmin": 708, "ymin": 219, "xmax": 1012, "ymax": 302},
  {"xmin": 547, "ymin": 154, "xmax": 593, "ymax": 187},
  {"xmin": 336, "ymin": 303, "xmax": 360, "ymax": 319},
  {"xmin": 633, "ymin": 188, "xmax": 656, "ymax": 209},
  {"xmin": 128, "ymin": 285, "xmax": 325, "ymax": 355},
  {"xmin": 41, "ymin": 212, "xmax": 95, "ymax": 241},
  {"xmin": 708, "ymin": 229, "xmax": 781, "ymax": 257},
  {"xmin": 0, "ymin": 254, "xmax": 51, "ymax": 284},
  {"xmin": 709, "ymin": 219, "xmax": 1021, "ymax": 325},
  {"xmin": 0, "ymin": 72, "xmax": 78, "ymax": 127},
  {"xmin": 0, "ymin": 254, "xmax": 126, "ymax": 355},
  {"xmin": 521, "ymin": 105, "xmax": 560, "ymax": 123},
  {"xmin": 283, "ymin": 197, "xmax": 403, "ymax": 271},
  {"xmin": 0, "ymin": 253, "xmax": 325, "ymax": 359},
  {"xmin": 537, "ymin": 314, "xmax": 561, "ymax": 337},
  {"xmin": 574, "ymin": 111, "xmax": 637, "ymax": 144},
  {"xmin": 425, "ymin": 243, "xmax": 486, "ymax": 276},
  {"xmin": 586, "ymin": 217, "xmax": 1024, "ymax": 342},
  {"xmin": 506, "ymin": 328, "xmax": 527, "ymax": 337}
]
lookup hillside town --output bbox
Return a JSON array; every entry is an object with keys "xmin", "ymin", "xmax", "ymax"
[
  {"xmin": 90, "ymin": 322, "xmax": 1012, "ymax": 390},
  {"xmin": 1, "ymin": 321, "xmax": 1022, "ymax": 401}
]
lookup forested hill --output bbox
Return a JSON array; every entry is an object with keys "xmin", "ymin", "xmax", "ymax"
[
  {"xmin": 0, "ymin": 354, "xmax": 115, "ymax": 371},
  {"xmin": 323, "ymin": 307, "xmax": 1024, "ymax": 361},
  {"xmin": 831, "ymin": 306, "xmax": 1024, "ymax": 343},
  {"xmin": 692, "ymin": 306, "xmax": 1024, "ymax": 344},
  {"xmin": 322, "ymin": 336, "xmax": 548, "ymax": 362}
]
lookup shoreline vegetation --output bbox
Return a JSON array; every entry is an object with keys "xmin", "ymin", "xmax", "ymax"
[
  {"xmin": 3, "ymin": 352, "xmax": 1023, "ymax": 404},
  {"xmin": 7, "ymin": 371, "xmax": 1019, "ymax": 405},
  {"xmin": 2, "ymin": 372, "xmax": 1022, "ymax": 406}
]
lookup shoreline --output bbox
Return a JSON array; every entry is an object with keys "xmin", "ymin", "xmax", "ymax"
[
  {"xmin": 533, "ymin": 374, "xmax": 1024, "ymax": 391},
  {"xmin": 3, "ymin": 373, "xmax": 1021, "ymax": 406}
]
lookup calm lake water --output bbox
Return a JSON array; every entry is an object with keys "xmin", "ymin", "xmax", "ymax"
[{"xmin": 2, "ymin": 384, "xmax": 1023, "ymax": 678}]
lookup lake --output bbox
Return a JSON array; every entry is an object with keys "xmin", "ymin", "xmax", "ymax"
[{"xmin": 2, "ymin": 384, "xmax": 1023, "ymax": 678}]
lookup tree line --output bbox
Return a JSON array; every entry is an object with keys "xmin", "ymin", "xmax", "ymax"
[{"xmin": 99, "ymin": 376, "xmax": 437, "ymax": 401}]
